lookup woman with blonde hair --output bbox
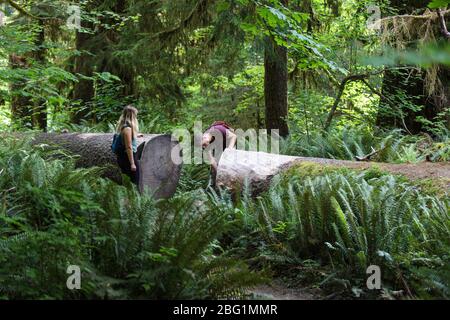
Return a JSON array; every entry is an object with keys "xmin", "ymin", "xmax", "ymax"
[{"xmin": 113, "ymin": 105, "xmax": 142, "ymax": 185}]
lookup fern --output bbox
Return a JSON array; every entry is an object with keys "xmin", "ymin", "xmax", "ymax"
[
  {"xmin": 232, "ymin": 166, "xmax": 450, "ymax": 298},
  {"xmin": 0, "ymin": 136, "xmax": 262, "ymax": 299},
  {"xmin": 280, "ymin": 126, "xmax": 446, "ymax": 163}
]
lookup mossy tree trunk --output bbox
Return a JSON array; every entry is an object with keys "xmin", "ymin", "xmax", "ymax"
[
  {"xmin": 264, "ymin": 0, "xmax": 289, "ymax": 138},
  {"xmin": 217, "ymin": 149, "xmax": 450, "ymax": 195},
  {"xmin": 71, "ymin": 24, "xmax": 95, "ymax": 124},
  {"xmin": 9, "ymin": 54, "xmax": 33, "ymax": 129},
  {"xmin": 31, "ymin": 19, "xmax": 47, "ymax": 130}
]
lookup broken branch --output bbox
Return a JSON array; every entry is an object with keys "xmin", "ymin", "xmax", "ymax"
[
  {"xmin": 2, "ymin": 0, "xmax": 38, "ymax": 19},
  {"xmin": 437, "ymin": 9, "xmax": 450, "ymax": 40}
]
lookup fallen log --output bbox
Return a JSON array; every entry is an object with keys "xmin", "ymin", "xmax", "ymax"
[
  {"xmin": 216, "ymin": 149, "xmax": 450, "ymax": 194},
  {"xmin": 32, "ymin": 133, "xmax": 182, "ymax": 199}
]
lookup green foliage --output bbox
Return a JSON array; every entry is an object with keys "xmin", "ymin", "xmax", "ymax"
[
  {"xmin": 229, "ymin": 167, "xmax": 450, "ymax": 298},
  {"xmin": 428, "ymin": 0, "xmax": 450, "ymax": 9},
  {"xmin": 0, "ymin": 137, "xmax": 262, "ymax": 299},
  {"xmin": 177, "ymin": 164, "xmax": 211, "ymax": 192},
  {"xmin": 0, "ymin": 222, "xmax": 93, "ymax": 299},
  {"xmin": 1, "ymin": 0, "xmax": 449, "ymax": 301},
  {"xmin": 281, "ymin": 126, "xmax": 449, "ymax": 164},
  {"xmin": 240, "ymin": 0, "xmax": 345, "ymax": 74},
  {"xmin": 427, "ymin": 130, "xmax": 450, "ymax": 162},
  {"xmin": 84, "ymin": 72, "xmax": 131, "ymax": 123}
]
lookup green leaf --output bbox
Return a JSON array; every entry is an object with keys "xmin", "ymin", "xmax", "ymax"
[
  {"xmin": 428, "ymin": 0, "xmax": 450, "ymax": 9},
  {"xmin": 240, "ymin": 22, "xmax": 258, "ymax": 35},
  {"xmin": 216, "ymin": 1, "xmax": 231, "ymax": 13}
]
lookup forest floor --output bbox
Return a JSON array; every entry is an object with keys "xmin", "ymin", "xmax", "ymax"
[{"xmin": 249, "ymin": 280, "xmax": 323, "ymax": 300}]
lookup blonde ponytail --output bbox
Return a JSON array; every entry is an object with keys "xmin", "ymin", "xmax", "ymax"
[{"xmin": 116, "ymin": 105, "xmax": 139, "ymax": 138}]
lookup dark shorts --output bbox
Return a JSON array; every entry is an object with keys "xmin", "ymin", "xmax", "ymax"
[{"xmin": 117, "ymin": 151, "xmax": 140, "ymax": 185}]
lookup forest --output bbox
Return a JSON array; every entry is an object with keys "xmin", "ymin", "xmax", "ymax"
[{"xmin": 0, "ymin": 0, "xmax": 449, "ymax": 300}]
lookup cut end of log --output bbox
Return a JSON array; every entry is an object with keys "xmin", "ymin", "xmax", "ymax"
[{"xmin": 139, "ymin": 134, "xmax": 182, "ymax": 199}]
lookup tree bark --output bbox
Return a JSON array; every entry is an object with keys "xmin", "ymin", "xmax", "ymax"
[
  {"xmin": 32, "ymin": 133, "xmax": 182, "ymax": 199},
  {"xmin": 9, "ymin": 54, "xmax": 33, "ymax": 129},
  {"xmin": 216, "ymin": 149, "xmax": 450, "ymax": 195},
  {"xmin": 31, "ymin": 19, "xmax": 47, "ymax": 130},
  {"xmin": 264, "ymin": 0, "xmax": 289, "ymax": 138},
  {"xmin": 71, "ymin": 24, "xmax": 95, "ymax": 124},
  {"xmin": 437, "ymin": 9, "xmax": 450, "ymax": 39}
]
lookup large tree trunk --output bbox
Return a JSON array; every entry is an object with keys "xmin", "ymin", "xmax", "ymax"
[
  {"xmin": 264, "ymin": 0, "xmax": 289, "ymax": 138},
  {"xmin": 31, "ymin": 19, "xmax": 47, "ymax": 130},
  {"xmin": 216, "ymin": 149, "xmax": 450, "ymax": 195},
  {"xmin": 9, "ymin": 54, "xmax": 33, "ymax": 129},
  {"xmin": 71, "ymin": 25, "xmax": 95, "ymax": 124},
  {"xmin": 99, "ymin": 0, "xmax": 135, "ymax": 98},
  {"xmin": 32, "ymin": 133, "xmax": 182, "ymax": 199}
]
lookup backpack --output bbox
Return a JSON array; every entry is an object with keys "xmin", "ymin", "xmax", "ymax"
[
  {"xmin": 111, "ymin": 124, "xmax": 134, "ymax": 155},
  {"xmin": 111, "ymin": 133, "xmax": 123, "ymax": 155},
  {"xmin": 208, "ymin": 121, "xmax": 233, "ymax": 131}
]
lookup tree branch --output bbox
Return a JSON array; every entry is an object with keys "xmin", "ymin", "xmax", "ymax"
[
  {"xmin": 323, "ymin": 70, "xmax": 385, "ymax": 131},
  {"xmin": 355, "ymin": 147, "xmax": 383, "ymax": 161},
  {"xmin": 437, "ymin": 9, "xmax": 450, "ymax": 40},
  {"xmin": 379, "ymin": 9, "xmax": 450, "ymax": 23},
  {"xmin": 1, "ymin": 0, "xmax": 38, "ymax": 19},
  {"xmin": 152, "ymin": 0, "xmax": 207, "ymax": 40},
  {"xmin": 323, "ymin": 68, "xmax": 413, "ymax": 135}
]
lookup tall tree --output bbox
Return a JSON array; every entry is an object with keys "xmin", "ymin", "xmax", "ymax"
[
  {"xmin": 71, "ymin": 18, "xmax": 95, "ymax": 123},
  {"xmin": 97, "ymin": 0, "xmax": 135, "ymax": 97},
  {"xmin": 31, "ymin": 18, "xmax": 47, "ymax": 130},
  {"xmin": 264, "ymin": 0, "xmax": 289, "ymax": 138},
  {"xmin": 9, "ymin": 54, "xmax": 33, "ymax": 128}
]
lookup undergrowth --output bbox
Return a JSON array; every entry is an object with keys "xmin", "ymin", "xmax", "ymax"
[
  {"xmin": 227, "ymin": 164, "xmax": 450, "ymax": 299},
  {"xmin": 1, "ymin": 134, "xmax": 448, "ymax": 300},
  {"xmin": 0, "ymin": 137, "xmax": 263, "ymax": 299},
  {"xmin": 281, "ymin": 127, "xmax": 450, "ymax": 163}
]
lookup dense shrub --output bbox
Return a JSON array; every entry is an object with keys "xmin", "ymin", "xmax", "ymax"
[
  {"xmin": 281, "ymin": 126, "xmax": 450, "ymax": 164},
  {"xmin": 0, "ymin": 137, "xmax": 262, "ymax": 299},
  {"xmin": 229, "ymin": 165, "xmax": 450, "ymax": 298}
]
